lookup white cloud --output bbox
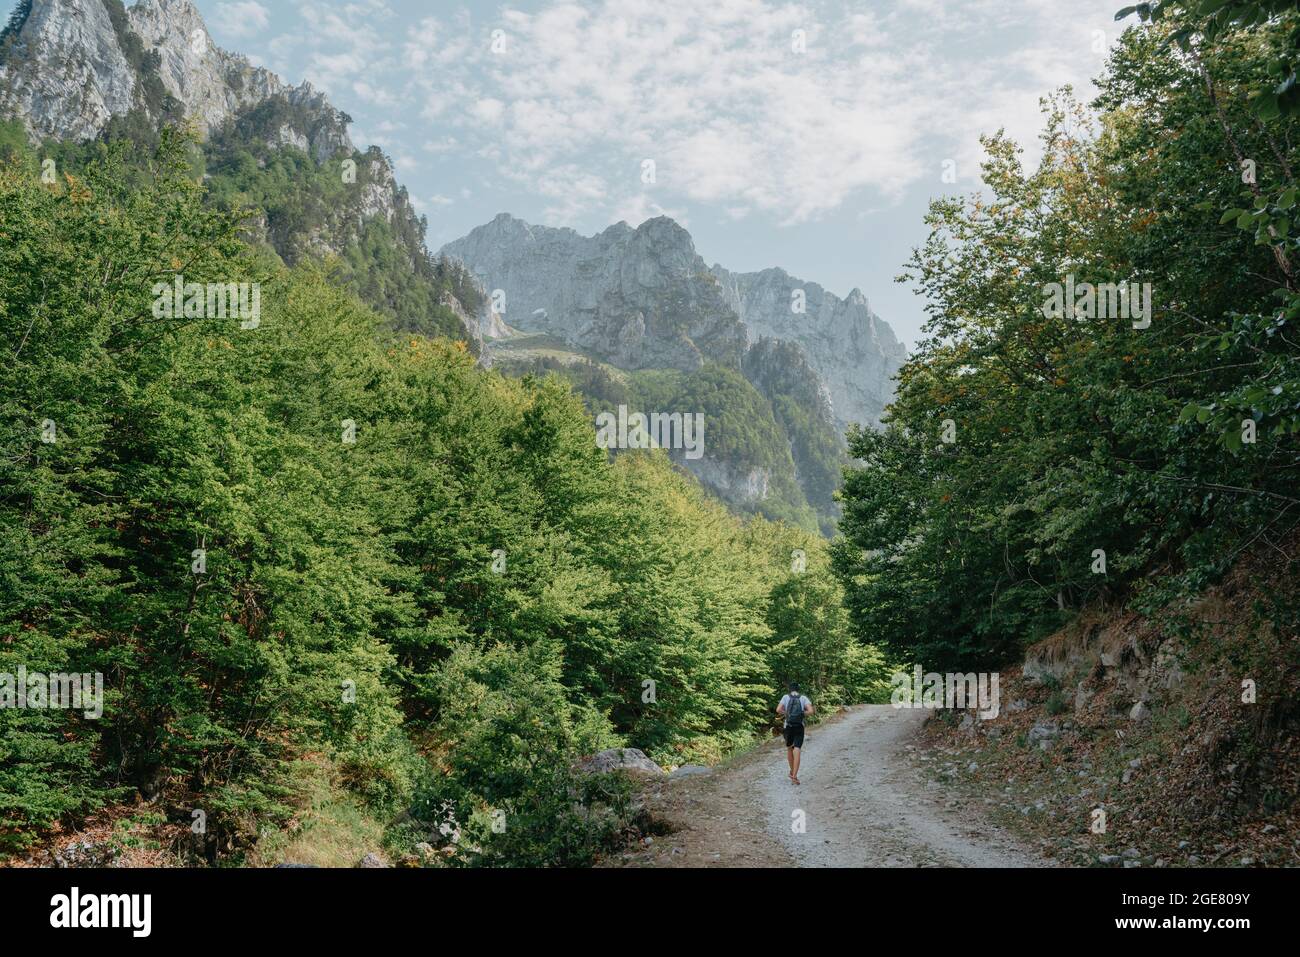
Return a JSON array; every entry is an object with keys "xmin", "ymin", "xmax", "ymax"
[
  {"xmin": 343, "ymin": 0, "xmax": 393, "ymax": 18},
  {"xmin": 289, "ymin": 0, "xmax": 393, "ymax": 93},
  {"xmin": 400, "ymin": 0, "xmax": 1120, "ymax": 225},
  {"xmin": 213, "ymin": 1, "xmax": 270, "ymax": 38},
  {"xmin": 353, "ymin": 79, "xmax": 398, "ymax": 107},
  {"xmin": 306, "ymin": 50, "xmax": 367, "ymax": 85},
  {"xmin": 471, "ymin": 98, "xmax": 506, "ymax": 125},
  {"xmin": 247, "ymin": 0, "xmax": 1126, "ymax": 227},
  {"xmin": 402, "ymin": 17, "xmax": 440, "ymax": 70}
]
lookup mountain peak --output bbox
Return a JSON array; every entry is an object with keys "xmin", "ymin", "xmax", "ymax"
[
  {"xmin": 0, "ymin": 0, "xmax": 353, "ymax": 160},
  {"xmin": 441, "ymin": 213, "xmax": 906, "ymax": 429},
  {"xmin": 635, "ymin": 214, "xmax": 690, "ymax": 236},
  {"xmin": 629, "ymin": 215, "xmax": 697, "ymax": 256}
]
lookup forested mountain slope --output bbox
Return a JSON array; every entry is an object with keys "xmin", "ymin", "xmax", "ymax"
[
  {"xmin": 0, "ymin": 0, "xmax": 478, "ymax": 345},
  {"xmin": 443, "ymin": 213, "xmax": 906, "ymax": 533}
]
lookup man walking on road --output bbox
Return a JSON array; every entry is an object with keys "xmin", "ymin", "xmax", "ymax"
[{"xmin": 777, "ymin": 682, "xmax": 813, "ymax": 785}]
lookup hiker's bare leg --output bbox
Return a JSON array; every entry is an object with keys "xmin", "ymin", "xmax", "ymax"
[
  {"xmin": 786, "ymin": 746, "xmax": 795, "ymax": 778},
  {"xmin": 791, "ymin": 746, "xmax": 801, "ymax": 783}
]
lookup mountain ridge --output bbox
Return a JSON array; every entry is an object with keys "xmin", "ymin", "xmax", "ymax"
[
  {"xmin": 0, "ymin": 0, "xmax": 353, "ymax": 159},
  {"xmin": 441, "ymin": 211, "xmax": 906, "ymax": 433},
  {"xmin": 0, "ymin": 0, "xmax": 483, "ymax": 346},
  {"xmin": 442, "ymin": 212, "xmax": 905, "ymax": 531}
]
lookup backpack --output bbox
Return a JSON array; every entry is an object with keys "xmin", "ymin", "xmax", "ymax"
[{"xmin": 786, "ymin": 693, "xmax": 805, "ymax": 727}]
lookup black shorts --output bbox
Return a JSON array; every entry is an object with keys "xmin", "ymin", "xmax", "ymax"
[{"xmin": 783, "ymin": 724, "xmax": 804, "ymax": 749}]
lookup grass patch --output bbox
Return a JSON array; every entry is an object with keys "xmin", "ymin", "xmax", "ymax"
[
  {"xmin": 263, "ymin": 796, "xmax": 385, "ymax": 868},
  {"xmin": 247, "ymin": 766, "xmax": 388, "ymax": 869}
]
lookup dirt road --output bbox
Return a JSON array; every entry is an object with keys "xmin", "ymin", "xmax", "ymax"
[{"xmin": 610, "ymin": 704, "xmax": 1048, "ymax": 867}]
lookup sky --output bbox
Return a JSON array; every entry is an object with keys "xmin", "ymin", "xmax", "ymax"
[{"xmin": 189, "ymin": 0, "xmax": 1130, "ymax": 349}]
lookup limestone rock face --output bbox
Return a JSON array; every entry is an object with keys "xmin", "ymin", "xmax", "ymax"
[
  {"xmin": 684, "ymin": 457, "xmax": 771, "ymax": 506},
  {"xmin": 441, "ymin": 214, "xmax": 906, "ymax": 431},
  {"xmin": 358, "ymin": 157, "xmax": 398, "ymax": 223},
  {"xmin": 127, "ymin": 0, "xmax": 263, "ymax": 134},
  {"xmin": 0, "ymin": 2, "xmax": 488, "ymax": 353},
  {"xmin": 0, "ymin": 0, "xmax": 137, "ymax": 142},
  {"xmin": 1, "ymin": 0, "xmax": 353, "ymax": 162},
  {"xmin": 441, "ymin": 214, "xmax": 750, "ymax": 374},
  {"xmin": 712, "ymin": 265, "xmax": 908, "ymax": 430}
]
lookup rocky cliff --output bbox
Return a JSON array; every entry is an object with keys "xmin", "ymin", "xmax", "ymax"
[
  {"xmin": 712, "ymin": 266, "xmax": 907, "ymax": 431},
  {"xmin": 441, "ymin": 214, "xmax": 750, "ymax": 374},
  {"xmin": 441, "ymin": 213, "xmax": 905, "ymax": 432},
  {"xmin": 0, "ymin": 0, "xmax": 352, "ymax": 160},
  {"xmin": 0, "ymin": 0, "xmax": 138, "ymax": 142},
  {"xmin": 0, "ymin": 0, "xmax": 475, "ymax": 345}
]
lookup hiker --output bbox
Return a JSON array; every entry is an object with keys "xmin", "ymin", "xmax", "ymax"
[{"xmin": 776, "ymin": 682, "xmax": 813, "ymax": 785}]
